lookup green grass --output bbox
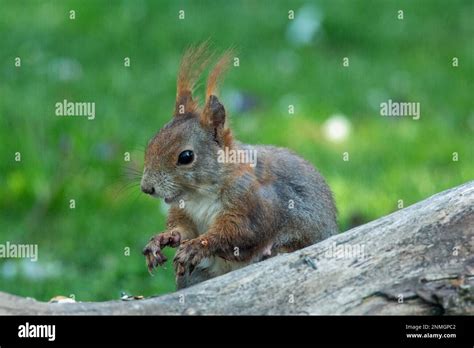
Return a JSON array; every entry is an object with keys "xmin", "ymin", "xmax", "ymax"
[{"xmin": 0, "ymin": 0, "xmax": 473, "ymax": 301}]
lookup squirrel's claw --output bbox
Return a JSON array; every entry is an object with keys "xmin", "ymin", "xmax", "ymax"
[
  {"xmin": 173, "ymin": 237, "xmax": 209, "ymax": 276},
  {"xmin": 143, "ymin": 231, "xmax": 181, "ymax": 274},
  {"xmin": 144, "ymin": 247, "xmax": 167, "ymax": 274}
]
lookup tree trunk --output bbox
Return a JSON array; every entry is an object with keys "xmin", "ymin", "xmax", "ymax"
[{"xmin": 1, "ymin": 181, "xmax": 473, "ymax": 315}]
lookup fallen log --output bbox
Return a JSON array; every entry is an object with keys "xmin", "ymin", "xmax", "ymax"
[{"xmin": 1, "ymin": 181, "xmax": 473, "ymax": 315}]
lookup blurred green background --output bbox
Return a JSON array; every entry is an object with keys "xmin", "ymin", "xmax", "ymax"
[{"xmin": 0, "ymin": 0, "xmax": 473, "ymax": 301}]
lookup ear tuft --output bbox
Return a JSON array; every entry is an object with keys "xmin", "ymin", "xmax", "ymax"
[
  {"xmin": 201, "ymin": 49, "xmax": 235, "ymax": 128},
  {"xmin": 174, "ymin": 42, "xmax": 213, "ymax": 116},
  {"xmin": 205, "ymin": 49, "xmax": 234, "ymax": 99}
]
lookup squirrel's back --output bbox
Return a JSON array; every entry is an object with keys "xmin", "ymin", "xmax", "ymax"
[{"xmin": 244, "ymin": 143, "xmax": 339, "ymax": 248}]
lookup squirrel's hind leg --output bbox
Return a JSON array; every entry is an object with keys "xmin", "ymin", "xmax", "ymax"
[{"xmin": 176, "ymin": 266, "xmax": 213, "ymax": 289}]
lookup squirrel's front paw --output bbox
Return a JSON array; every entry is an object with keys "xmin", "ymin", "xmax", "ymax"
[
  {"xmin": 173, "ymin": 237, "xmax": 210, "ymax": 276},
  {"xmin": 143, "ymin": 230, "xmax": 181, "ymax": 273}
]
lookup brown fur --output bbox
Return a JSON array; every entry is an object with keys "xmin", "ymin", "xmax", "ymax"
[{"xmin": 166, "ymin": 206, "xmax": 198, "ymax": 240}]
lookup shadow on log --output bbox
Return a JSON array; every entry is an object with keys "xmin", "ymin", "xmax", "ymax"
[{"xmin": 1, "ymin": 181, "xmax": 473, "ymax": 315}]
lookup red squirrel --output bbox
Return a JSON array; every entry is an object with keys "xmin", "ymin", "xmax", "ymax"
[{"xmin": 141, "ymin": 44, "xmax": 338, "ymax": 289}]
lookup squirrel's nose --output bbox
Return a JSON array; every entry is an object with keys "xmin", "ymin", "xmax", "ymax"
[{"xmin": 141, "ymin": 185, "xmax": 155, "ymax": 195}]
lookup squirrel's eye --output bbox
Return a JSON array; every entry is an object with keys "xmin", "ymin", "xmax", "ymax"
[{"xmin": 177, "ymin": 150, "xmax": 194, "ymax": 165}]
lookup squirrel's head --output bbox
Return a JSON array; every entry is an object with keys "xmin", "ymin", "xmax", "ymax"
[{"xmin": 141, "ymin": 44, "xmax": 233, "ymax": 204}]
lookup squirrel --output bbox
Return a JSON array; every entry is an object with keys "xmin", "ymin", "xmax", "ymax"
[{"xmin": 141, "ymin": 43, "xmax": 338, "ymax": 289}]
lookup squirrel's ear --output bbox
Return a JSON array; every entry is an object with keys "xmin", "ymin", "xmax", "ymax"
[
  {"xmin": 202, "ymin": 95, "xmax": 226, "ymax": 128},
  {"xmin": 201, "ymin": 95, "xmax": 231, "ymax": 146}
]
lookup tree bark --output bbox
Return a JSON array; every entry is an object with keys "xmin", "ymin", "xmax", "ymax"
[{"xmin": 1, "ymin": 181, "xmax": 473, "ymax": 315}]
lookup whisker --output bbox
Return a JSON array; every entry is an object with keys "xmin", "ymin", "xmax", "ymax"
[{"xmin": 111, "ymin": 182, "xmax": 142, "ymax": 201}]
